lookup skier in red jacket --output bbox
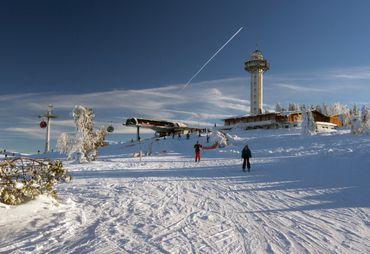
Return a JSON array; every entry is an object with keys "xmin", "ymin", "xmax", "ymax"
[{"xmin": 194, "ymin": 141, "xmax": 203, "ymax": 162}]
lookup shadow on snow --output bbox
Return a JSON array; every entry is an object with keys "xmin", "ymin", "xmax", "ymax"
[{"xmin": 70, "ymin": 153, "xmax": 370, "ymax": 212}]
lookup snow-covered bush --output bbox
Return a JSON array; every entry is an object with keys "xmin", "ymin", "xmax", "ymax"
[
  {"xmin": 301, "ymin": 110, "xmax": 316, "ymax": 135},
  {"xmin": 57, "ymin": 106, "xmax": 108, "ymax": 163},
  {"xmin": 0, "ymin": 158, "xmax": 71, "ymax": 205}
]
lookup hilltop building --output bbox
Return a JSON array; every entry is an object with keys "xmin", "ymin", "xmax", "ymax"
[{"xmin": 222, "ymin": 49, "xmax": 343, "ymax": 130}]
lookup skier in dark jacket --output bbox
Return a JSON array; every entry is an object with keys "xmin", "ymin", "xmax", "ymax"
[
  {"xmin": 194, "ymin": 141, "xmax": 203, "ymax": 162},
  {"xmin": 241, "ymin": 145, "xmax": 252, "ymax": 172}
]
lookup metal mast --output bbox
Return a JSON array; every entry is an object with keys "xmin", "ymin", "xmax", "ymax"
[{"xmin": 40, "ymin": 105, "xmax": 57, "ymax": 153}]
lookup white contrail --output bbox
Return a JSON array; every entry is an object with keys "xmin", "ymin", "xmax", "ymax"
[{"xmin": 182, "ymin": 26, "xmax": 244, "ymax": 90}]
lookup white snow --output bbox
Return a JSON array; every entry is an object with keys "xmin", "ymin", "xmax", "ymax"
[{"xmin": 1, "ymin": 128, "xmax": 370, "ymax": 253}]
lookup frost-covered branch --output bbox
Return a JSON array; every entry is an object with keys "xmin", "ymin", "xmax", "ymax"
[{"xmin": 0, "ymin": 158, "xmax": 71, "ymax": 205}]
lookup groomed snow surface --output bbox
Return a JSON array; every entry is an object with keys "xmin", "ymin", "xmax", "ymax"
[{"xmin": 1, "ymin": 128, "xmax": 370, "ymax": 253}]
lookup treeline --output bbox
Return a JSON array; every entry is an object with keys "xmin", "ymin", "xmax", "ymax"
[{"xmin": 274, "ymin": 102, "xmax": 350, "ymax": 116}]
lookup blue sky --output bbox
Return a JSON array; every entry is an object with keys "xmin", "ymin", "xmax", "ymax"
[{"xmin": 1, "ymin": 0, "xmax": 370, "ymax": 153}]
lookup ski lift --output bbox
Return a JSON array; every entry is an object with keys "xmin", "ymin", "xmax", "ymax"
[
  {"xmin": 107, "ymin": 125, "xmax": 114, "ymax": 133},
  {"xmin": 40, "ymin": 120, "xmax": 47, "ymax": 128}
]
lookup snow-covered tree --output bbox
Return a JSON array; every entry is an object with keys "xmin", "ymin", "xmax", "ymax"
[
  {"xmin": 361, "ymin": 105, "xmax": 369, "ymax": 122},
  {"xmin": 351, "ymin": 104, "xmax": 360, "ymax": 117},
  {"xmin": 361, "ymin": 105, "xmax": 370, "ymax": 134},
  {"xmin": 349, "ymin": 105, "xmax": 370, "ymax": 135},
  {"xmin": 275, "ymin": 103, "xmax": 283, "ymax": 113},
  {"xmin": 351, "ymin": 104, "xmax": 363, "ymax": 135},
  {"xmin": 351, "ymin": 116, "xmax": 363, "ymax": 134},
  {"xmin": 61, "ymin": 106, "xmax": 108, "ymax": 163},
  {"xmin": 327, "ymin": 103, "xmax": 349, "ymax": 116},
  {"xmin": 321, "ymin": 103, "xmax": 329, "ymax": 115},
  {"xmin": 57, "ymin": 133, "xmax": 71, "ymax": 154},
  {"xmin": 288, "ymin": 102, "xmax": 300, "ymax": 112},
  {"xmin": 339, "ymin": 111, "xmax": 352, "ymax": 127},
  {"xmin": 301, "ymin": 110, "xmax": 316, "ymax": 135},
  {"xmin": 300, "ymin": 104, "xmax": 307, "ymax": 111}
]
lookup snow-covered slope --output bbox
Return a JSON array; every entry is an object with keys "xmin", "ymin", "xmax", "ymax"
[{"xmin": 1, "ymin": 129, "xmax": 369, "ymax": 253}]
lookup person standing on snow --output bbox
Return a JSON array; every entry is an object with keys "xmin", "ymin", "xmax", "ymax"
[
  {"xmin": 194, "ymin": 141, "xmax": 203, "ymax": 162},
  {"xmin": 241, "ymin": 144, "xmax": 252, "ymax": 172}
]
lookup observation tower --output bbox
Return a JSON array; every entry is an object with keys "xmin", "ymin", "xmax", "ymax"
[{"xmin": 244, "ymin": 50, "xmax": 269, "ymax": 115}]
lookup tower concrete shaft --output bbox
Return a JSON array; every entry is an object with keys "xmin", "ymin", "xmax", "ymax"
[{"xmin": 245, "ymin": 50, "xmax": 269, "ymax": 115}]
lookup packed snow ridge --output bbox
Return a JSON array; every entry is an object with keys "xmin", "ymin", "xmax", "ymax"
[{"xmin": 1, "ymin": 128, "xmax": 369, "ymax": 253}]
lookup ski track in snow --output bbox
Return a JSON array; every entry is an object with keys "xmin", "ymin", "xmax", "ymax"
[{"xmin": 1, "ymin": 129, "xmax": 370, "ymax": 253}]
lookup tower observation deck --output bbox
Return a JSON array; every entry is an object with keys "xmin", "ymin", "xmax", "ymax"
[{"xmin": 244, "ymin": 50, "xmax": 269, "ymax": 115}]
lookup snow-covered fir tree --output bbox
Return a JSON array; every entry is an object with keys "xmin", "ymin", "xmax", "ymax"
[
  {"xmin": 301, "ymin": 110, "xmax": 316, "ymax": 135},
  {"xmin": 57, "ymin": 106, "xmax": 108, "ymax": 163}
]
